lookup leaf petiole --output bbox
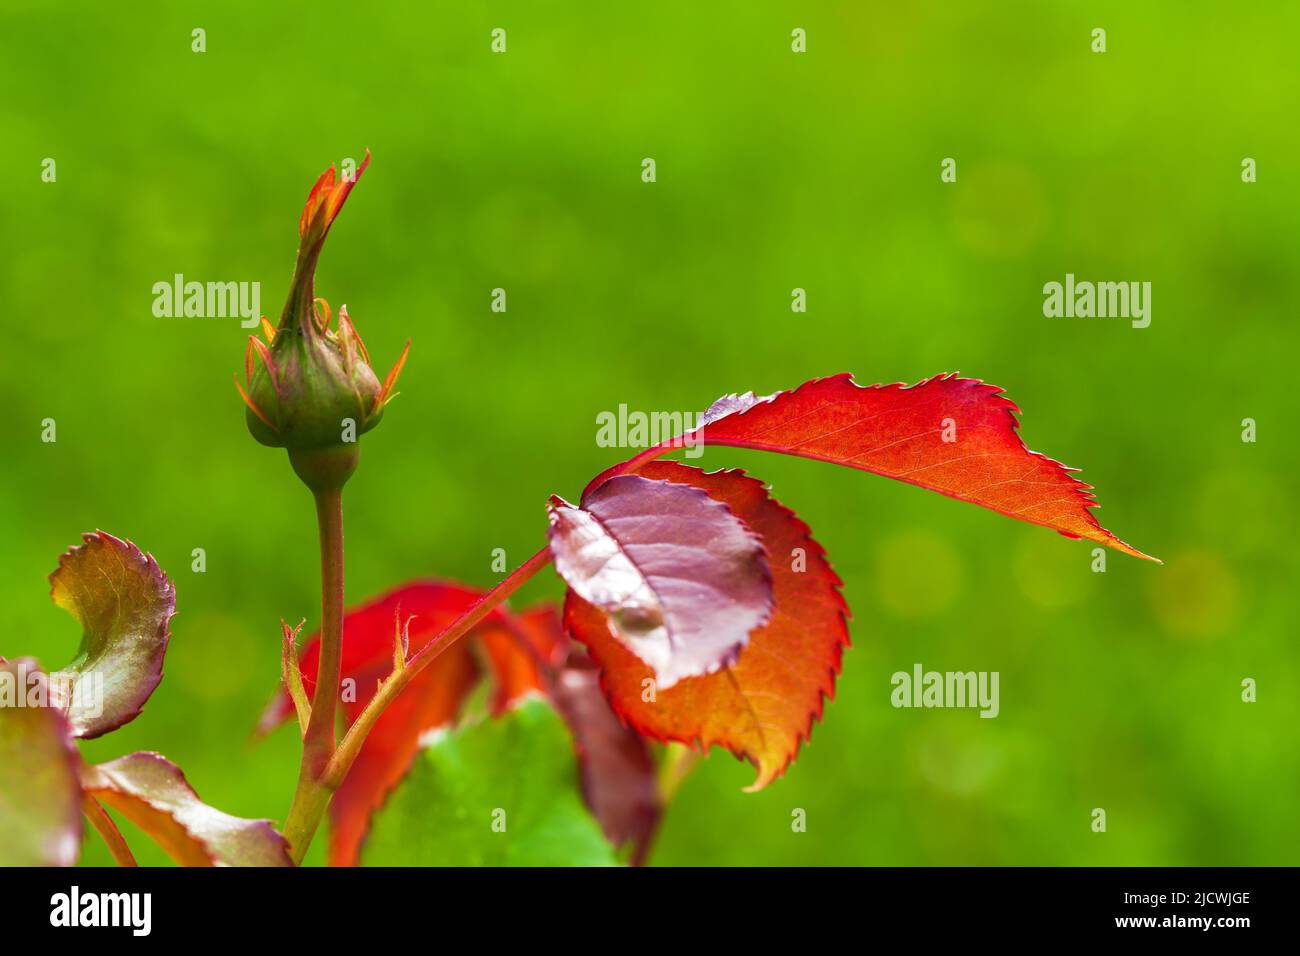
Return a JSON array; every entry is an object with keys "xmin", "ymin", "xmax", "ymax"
[
  {"xmin": 323, "ymin": 546, "xmax": 554, "ymax": 791},
  {"xmin": 82, "ymin": 794, "xmax": 137, "ymax": 867}
]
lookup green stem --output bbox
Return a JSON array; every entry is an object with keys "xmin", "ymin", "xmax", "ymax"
[
  {"xmin": 282, "ymin": 486, "xmax": 345, "ymax": 864},
  {"xmin": 282, "ymin": 776, "xmax": 332, "ymax": 864},
  {"xmin": 658, "ymin": 744, "xmax": 703, "ymax": 804}
]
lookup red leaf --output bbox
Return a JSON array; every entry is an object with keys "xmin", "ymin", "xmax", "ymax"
[
  {"xmin": 593, "ymin": 374, "xmax": 1155, "ymax": 561},
  {"xmin": 258, "ymin": 582, "xmax": 575, "ymax": 866},
  {"xmin": 258, "ymin": 582, "xmax": 487, "ymax": 866},
  {"xmin": 260, "ymin": 584, "xmax": 662, "ymax": 865},
  {"xmin": 551, "ymin": 653, "xmax": 662, "ymax": 863},
  {"xmin": 566, "ymin": 462, "xmax": 849, "ymax": 790},
  {"xmin": 548, "ymin": 475, "xmax": 774, "ymax": 688},
  {"xmin": 80, "ymin": 752, "xmax": 291, "ymax": 866},
  {"xmin": 476, "ymin": 605, "xmax": 569, "ymax": 715},
  {"xmin": 328, "ymin": 639, "xmax": 479, "ymax": 867}
]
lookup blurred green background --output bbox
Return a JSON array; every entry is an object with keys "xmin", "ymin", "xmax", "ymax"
[{"xmin": 2, "ymin": 1, "xmax": 1296, "ymax": 866}]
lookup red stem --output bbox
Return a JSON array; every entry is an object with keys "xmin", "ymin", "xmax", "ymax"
[{"xmin": 83, "ymin": 795, "xmax": 137, "ymax": 867}]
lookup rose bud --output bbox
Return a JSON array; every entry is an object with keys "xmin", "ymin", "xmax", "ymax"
[{"xmin": 236, "ymin": 151, "xmax": 408, "ymax": 490}]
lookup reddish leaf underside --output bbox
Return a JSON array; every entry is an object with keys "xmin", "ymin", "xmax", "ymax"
[
  {"xmin": 80, "ymin": 752, "xmax": 291, "ymax": 866},
  {"xmin": 476, "ymin": 606, "xmax": 569, "ymax": 715},
  {"xmin": 472, "ymin": 626, "xmax": 536, "ymax": 715},
  {"xmin": 691, "ymin": 373, "xmax": 1155, "ymax": 560},
  {"xmin": 482, "ymin": 605, "xmax": 661, "ymax": 860},
  {"xmin": 489, "ymin": 607, "xmax": 661, "ymax": 859},
  {"xmin": 0, "ymin": 659, "xmax": 83, "ymax": 866},
  {"xmin": 548, "ymin": 475, "xmax": 774, "ymax": 689},
  {"xmin": 550, "ymin": 653, "xmax": 662, "ymax": 862},
  {"xmin": 47, "ymin": 531, "xmax": 176, "ymax": 738},
  {"xmin": 566, "ymin": 462, "xmax": 850, "ymax": 790}
]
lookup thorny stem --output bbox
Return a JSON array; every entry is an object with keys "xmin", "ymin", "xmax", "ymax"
[
  {"xmin": 278, "ymin": 439, "xmax": 672, "ymax": 864},
  {"xmin": 83, "ymin": 795, "xmax": 137, "ymax": 867},
  {"xmin": 280, "ymin": 545, "xmax": 554, "ymax": 864},
  {"xmin": 323, "ymin": 546, "xmax": 554, "ymax": 790},
  {"xmin": 282, "ymin": 487, "xmax": 346, "ymax": 863}
]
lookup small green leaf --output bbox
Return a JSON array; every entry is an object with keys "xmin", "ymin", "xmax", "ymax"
[
  {"xmin": 48, "ymin": 531, "xmax": 175, "ymax": 738},
  {"xmin": 0, "ymin": 658, "xmax": 84, "ymax": 866},
  {"xmin": 362, "ymin": 699, "xmax": 619, "ymax": 866}
]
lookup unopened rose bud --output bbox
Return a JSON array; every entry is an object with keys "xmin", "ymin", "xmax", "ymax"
[{"xmin": 236, "ymin": 152, "xmax": 408, "ymax": 489}]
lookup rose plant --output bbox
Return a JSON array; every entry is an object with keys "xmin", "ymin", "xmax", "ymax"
[{"xmin": 0, "ymin": 155, "xmax": 1156, "ymax": 867}]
